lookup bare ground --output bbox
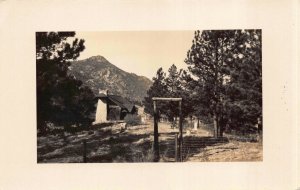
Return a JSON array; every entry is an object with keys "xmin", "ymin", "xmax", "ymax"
[{"xmin": 37, "ymin": 121, "xmax": 262, "ymax": 163}]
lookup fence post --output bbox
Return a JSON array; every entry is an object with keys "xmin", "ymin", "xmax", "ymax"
[
  {"xmin": 153, "ymin": 100, "xmax": 159, "ymax": 162},
  {"xmin": 83, "ymin": 139, "xmax": 87, "ymax": 163},
  {"xmin": 175, "ymin": 133, "xmax": 178, "ymax": 162},
  {"xmin": 179, "ymin": 100, "xmax": 183, "ymax": 162}
]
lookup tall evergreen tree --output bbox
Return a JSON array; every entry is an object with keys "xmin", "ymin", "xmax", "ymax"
[
  {"xmin": 223, "ymin": 30, "xmax": 262, "ymax": 133},
  {"xmin": 165, "ymin": 64, "xmax": 182, "ymax": 94},
  {"xmin": 144, "ymin": 65, "xmax": 195, "ymax": 121},
  {"xmin": 164, "ymin": 64, "xmax": 182, "ymax": 120},
  {"xmin": 36, "ymin": 32, "xmax": 96, "ymax": 132},
  {"xmin": 143, "ymin": 68, "xmax": 168, "ymax": 115},
  {"xmin": 185, "ymin": 30, "xmax": 237, "ymax": 137},
  {"xmin": 185, "ymin": 30, "xmax": 262, "ymax": 137},
  {"xmin": 177, "ymin": 70, "xmax": 195, "ymax": 119}
]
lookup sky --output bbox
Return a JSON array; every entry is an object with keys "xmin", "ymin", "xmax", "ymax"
[{"xmin": 75, "ymin": 31, "xmax": 194, "ymax": 80}]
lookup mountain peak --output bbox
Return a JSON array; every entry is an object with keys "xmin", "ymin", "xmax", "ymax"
[
  {"xmin": 88, "ymin": 55, "xmax": 108, "ymax": 62},
  {"xmin": 70, "ymin": 55, "xmax": 153, "ymax": 102}
]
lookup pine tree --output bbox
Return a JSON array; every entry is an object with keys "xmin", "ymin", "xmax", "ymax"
[
  {"xmin": 164, "ymin": 64, "xmax": 182, "ymax": 120},
  {"xmin": 165, "ymin": 64, "xmax": 182, "ymax": 94},
  {"xmin": 224, "ymin": 30, "xmax": 262, "ymax": 134},
  {"xmin": 143, "ymin": 68, "xmax": 168, "ymax": 116},
  {"xmin": 36, "ymin": 32, "xmax": 96, "ymax": 132},
  {"xmin": 185, "ymin": 30, "xmax": 237, "ymax": 137},
  {"xmin": 176, "ymin": 70, "xmax": 195, "ymax": 122},
  {"xmin": 144, "ymin": 65, "xmax": 195, "ymax": 121},
  {"xmin": 185, "ymin": 30, "xmax": 262, "ymax": 136}
]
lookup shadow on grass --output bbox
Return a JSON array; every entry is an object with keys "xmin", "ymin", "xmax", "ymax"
[
  {"xmin": 86, "ymin": 133, "xmax": 152, "ymax": 163},
  {"xmin": 38, "ymin": 125, "xmax": 234, "ymax": 163}
]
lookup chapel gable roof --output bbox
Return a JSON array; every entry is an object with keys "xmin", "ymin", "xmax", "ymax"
[{"xmin": 96, "ymin": 94, "xmax": 135, "ymax": 112}]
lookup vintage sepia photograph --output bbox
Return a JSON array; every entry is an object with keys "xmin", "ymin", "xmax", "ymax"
[
  {"xmin": 36, "ymin": 30, "xmax": 262, "ymax": 163},
  {"xmin": 1, "ymin": 0, "xmax": 298, "ymax": 189}
]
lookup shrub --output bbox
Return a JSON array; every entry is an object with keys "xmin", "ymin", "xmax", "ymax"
[
  {"xmin": 171, "ymin": 121, "xmax": 177, "ymax": 129},
  {"xmin": 124, "ymin": 114, "xmax": 142, "ymax": 126},
  {"xmin": 131, "ymin": 143, "xmax": 154, "ymax": 162}
]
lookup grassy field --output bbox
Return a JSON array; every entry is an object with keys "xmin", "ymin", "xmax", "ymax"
[{"xmin": 37, "ymin": 120, "xmax": 262, "ymax": 163}]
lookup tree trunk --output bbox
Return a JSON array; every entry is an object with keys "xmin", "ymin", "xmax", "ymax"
[
  {"xmin": 218, "ymin": 116, "xmax": 224, "ymax": 137},
  {"xmin": 218, "ymin": 117, "xmax": 220, "ymax": 137},
  {"xmin": 219, "ymin": 125, "xmax": 223, "ymax": 137},
  {"xmin": 213, "ymin": 113, "xmax": 218, "ymax": 138}
]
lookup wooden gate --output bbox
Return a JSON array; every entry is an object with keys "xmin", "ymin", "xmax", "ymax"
[{"xmin": 152, "ymin": 97, "xmax": 183, "ymax": 162}]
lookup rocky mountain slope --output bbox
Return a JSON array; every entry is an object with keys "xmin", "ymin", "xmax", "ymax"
[{"xmin": 69, "ymin": 55, "xmax": 152, "ymax": 102}]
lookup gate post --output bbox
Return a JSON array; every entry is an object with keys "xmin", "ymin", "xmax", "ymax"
[
  {"xmin": 175, "ymin": 133, "xmax": 178, "ymax": 162},
  {"xmin": 179, "ymin": 100, "xmax": 183, "ymax": 162},
  {"xmin": 83, "ymin": 139, "xmax": 87, "ymax": 163},
  {"xmin": 152, "ymin": 97, "xmax": 182, "ymax": 162},
  {"xmin": 153, "ymin": 100, "xmax": 159, "ymax": 162}
]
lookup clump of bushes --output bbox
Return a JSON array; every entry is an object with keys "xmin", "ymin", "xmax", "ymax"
[
  {"xmin": 171, "ymin": 121, "xmax": 177, "ymax": 129},
  {"xmin": 131, "ymin": 143, "xmax": 154, "ymax": 162},
  {"xmin": 124, "ymin": 114, "xmax": 142, "ymax": 126}
]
